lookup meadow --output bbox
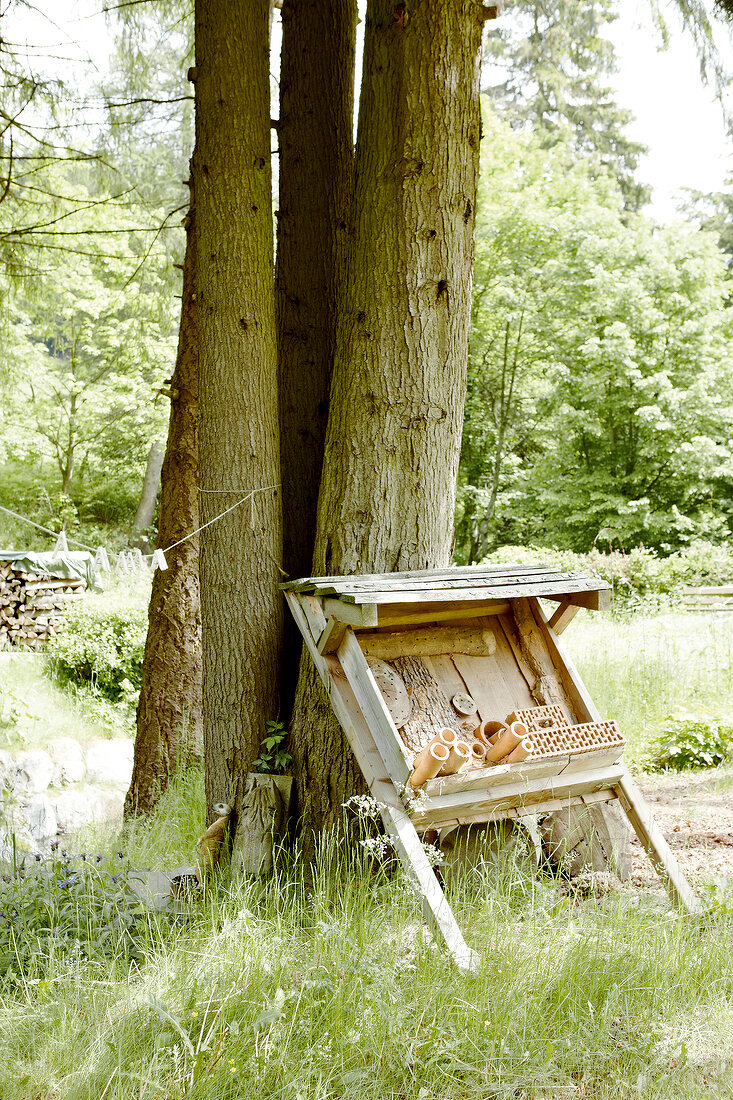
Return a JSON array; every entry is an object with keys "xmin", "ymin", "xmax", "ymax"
[{"xmin": 0, "ymin": 608, "xmax": 732, "ymax": 1100}]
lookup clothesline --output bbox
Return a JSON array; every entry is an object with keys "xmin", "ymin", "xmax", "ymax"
[{"xmin": 0, "ymin": 485, "xmax": 278, "ymax": 575}]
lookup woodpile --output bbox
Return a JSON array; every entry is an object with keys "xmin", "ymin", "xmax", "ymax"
[{"xmin": 0, "ymin": 560, "xmax": 86, "ymax": 649}]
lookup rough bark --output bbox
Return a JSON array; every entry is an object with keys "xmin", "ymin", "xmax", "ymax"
[
  {"xmin": 276, "ymin": 0, "xmax": 356, "ymax": 721},
  {"xmin": 132, "ymin": 439, "xmax": 165, "ymax": 542},
  {"xmin": 289, "ymin": 0, "xmax": 485, "ymax": 838},
  {"xmin": 125, "ymin": 181, "xmax": 202, "ymax": 819},
  {"xmin": 194, "ymin": 0, "xmax": 282, "ymax": 828}
]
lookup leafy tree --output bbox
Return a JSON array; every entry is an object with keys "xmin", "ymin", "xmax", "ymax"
[
  {"xmin": 457, "ymin": 111, "xmax": 733, "ymax": 560},
  {"xmin": 484, "ymin": 0, "xmax": 648, "ymax": 209}
]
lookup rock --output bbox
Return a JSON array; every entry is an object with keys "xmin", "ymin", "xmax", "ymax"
[
  {"xmin": 52, "ymin": 786, "xmax": 125, "ymax": 833},
  {"xmin": 85, "ymin": 740, "xmax": 133, "ymax": 788},
  {"xmin": 52, "ymin": 789, "xmax": 97, "ymax": 833},
  {"xmin": 47, "ymin": 737, "xmax": 86, "ymax": 786},
  {"xmin": 23, "ymin": 794, "xmax": 57, "ymax": 842},
  {"xmin": 0, "ymin": 749, "xmax": 13, "ymax": 793},
  {"xmin": 14, "ymin": 749, "xmax": 54, "ymax": 794}
]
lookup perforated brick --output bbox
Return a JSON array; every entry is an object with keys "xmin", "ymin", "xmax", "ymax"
[
  {"xmin": 527, "ymin": 719, "xmax": 625, "ymax": 759},
  {"xmin": 507, "ymin": 705, "xmax": 570, "ymax": 732}
]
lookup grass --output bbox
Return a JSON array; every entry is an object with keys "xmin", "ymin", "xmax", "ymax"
[
  {"xmin": 1, "ymin": 609, "xmax": 733, "ymax": 1098},
  {"xmin": 564, "ymin": 609, "xmax": 733, "ymax": 768}
]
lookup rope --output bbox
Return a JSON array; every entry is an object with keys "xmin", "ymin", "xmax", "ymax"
[
  {"xmin": 0, "ymin": 503, "xmax": 96, "ymax": 552},
  {"xmin": 157, "ymin": 485, "xmax": 277, "ymax": 557}
]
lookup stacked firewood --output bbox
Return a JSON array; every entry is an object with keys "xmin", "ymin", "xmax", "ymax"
[{"xmin": 0, "ymin": 561, "xmax": 86, "ymax": 648}]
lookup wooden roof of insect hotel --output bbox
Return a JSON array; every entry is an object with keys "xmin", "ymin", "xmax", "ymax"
[{"xmin": 282, "ymin": 564, "xmax": 611, "ymax": 630}]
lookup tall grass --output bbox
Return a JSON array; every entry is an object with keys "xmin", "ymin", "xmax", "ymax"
[
  {"xmin": 1, "ymin": 786, "xmax": 732, "ymax": 1100},
  {"xmin": 565, "ymin": 611, "xmax": 733, "ymax": 766}
]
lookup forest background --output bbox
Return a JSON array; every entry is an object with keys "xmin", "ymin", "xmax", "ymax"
[{"xmin": 1, "ymin": 0, "xmax": 733, "ymax": 568}]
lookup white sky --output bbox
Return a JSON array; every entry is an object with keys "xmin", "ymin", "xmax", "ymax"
[{"xmin": 7, "ymin": 0, "xmax": 733, "ymax": 223}]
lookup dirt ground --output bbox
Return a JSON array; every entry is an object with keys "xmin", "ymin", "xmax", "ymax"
[{"xmin": 631, "ymin": 765, "xmax": 733, "ymax": 892}]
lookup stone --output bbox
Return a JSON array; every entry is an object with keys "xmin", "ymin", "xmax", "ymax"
[
  {"xmin": 52, "ymin": 786, "xmax": 125, "ymax": 834},
  {"xmin": 14, "ymin": 749, "xmax": 54, "ymax": 794},
  {"xmin": 0, "ymin": 749, "xmax": 13, "ymax": 793},
  {"xmin": 47, "ymin": 737, "xmax": 86, "ymax": 786},
  {"xmin": 23, "ymin": 794, "xmax": 57, "ymax": 842},
  {"xmin": 85, "ymin": 739, "xmax": 133, "ymax": 787},
  {"xmin": 52, "ymin": 788, "xmax": 98, "ymax": 833}
]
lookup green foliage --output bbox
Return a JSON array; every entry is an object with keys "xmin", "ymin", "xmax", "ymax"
[
  {"xmin": 482, "ymin": 541, "xmax": 733, "ymax": 607},
  {"xmin": 649, "ymin": 714, "xmax": 733, "ymax": 771},
  {"xmin": 251, "ymin": 720, "xmax": 292, "ymax": 775},
  {"xmin": 0, "ymin": 848, "xmax": 150, "ymax": 980},
  {"xmin": 457, "ymin": 108, "xmax": 733, "ymax": 562},
  {"xmin": 48, "ymin": 600, "xmax": 147, "ymax": 703},
  {"xmin": 484, "ymin": 0, "xmax": 648, "ymax": 208}
]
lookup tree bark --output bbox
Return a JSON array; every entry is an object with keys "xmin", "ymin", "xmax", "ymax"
[
  {"xmin": 289, "ymin": 0, "xmax": 485, "ymax": 838},
  {"xmin": 125, "ymin": 179, "xmax": 202, "ymax": 819},
  {"xmin": 194, "ymin": 0, "xmax": 282, "ymax": 829},
  {"xmin": 132, "ymin": 438, "xmax": 165, "ymax": 542},
  {"xmin": 276, "ymin": 0, "xmax": 357, "ymax": 723}
]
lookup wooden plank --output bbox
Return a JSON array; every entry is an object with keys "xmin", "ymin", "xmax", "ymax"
[
  {"xmin": 375, "ymin": 600, "xmax": 511, "ymax": 626},
  {"xmin": 358, "ymin": 624, "xmax": 496, "ymax": 660},
  {"xmin": 337, "ymin": 629, "xmax": 412, "ymax": 783},
  {"xmin": 317, "ymin": 570, "xmax": 586, "ymax": 593},
  {"xmin": 615, "ymin": 768, "xmax": 701, "ymax": 914},
  {"xmin": 316, "ymin": 616, "xmax": 347, "ymax": 655},
  {"xmin": 281, "ymin": 564, "xmax": 595, "ymax": 592},
  {"xmin": 338, "ymin": 579, "xmax": 605, "ymax": 605},
  {"xmin": 682, "ymin": 585, "xmax": 733, "ymax": 596},
  {"xmin": 548, "ymin": 598, "xmax": 580, "ymax": 635},
  {"xmin": 285, "ymin": 593, "xmax": 479, "ymax": 971},
  {"xmin": 322, "ymin": 599, "xmax": 379, "ymax": 628},
  {"xmin": 301, "ymin": 594, "xmax": 327, "ymax": 642},
  {"xmin": 410, "ymin": 763, "xmax": 625, "ymax": 827},
  {"xmin": 543, "ymin": 588, "xmax": 611, "ymax": 613}
]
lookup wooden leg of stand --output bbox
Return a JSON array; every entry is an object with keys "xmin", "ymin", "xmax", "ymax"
[{"xmin": 615, "ymin": 768, "xmax": 701, "ymax": 914}]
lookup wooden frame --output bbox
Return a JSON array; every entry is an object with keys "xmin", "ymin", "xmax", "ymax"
[{"xmin": 283, "ymin": 566, "xmax": 700, "ymax": 971}]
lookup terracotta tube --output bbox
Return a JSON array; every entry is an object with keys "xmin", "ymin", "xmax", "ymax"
[
  {"xmin": 505, "ymin": 737, "xmax": 533, "ymax": 763},
  {"xmin": 470, "ymin": 739, "xmax": 488, "ymax": 765},
  {"xmin": 477, "ymin": 720, "xmax": 508, "ymax": 747},
  {"xmin": 485, "ymin": 722, "xmax": 527, "ymax": 763},
  {"xmin": 408, "ymin": 741, "xmax": 451, "ymax": 789},
  {"xmin": 439, "ymin": 738, "xmax": 472, "ymax": 776},
  {"xmin": 437, "ymin": 727, "xmax": 458, "ymax": 747}
]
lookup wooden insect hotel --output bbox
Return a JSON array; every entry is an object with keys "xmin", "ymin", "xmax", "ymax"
[{"xmin": 283, "ymin": 565, "xmax": 700, "ymax": 971}]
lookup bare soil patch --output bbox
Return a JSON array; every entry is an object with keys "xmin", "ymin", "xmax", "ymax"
[{"xmin": 632, "ymin": 765, "xmax": 733, "ymax": 890}]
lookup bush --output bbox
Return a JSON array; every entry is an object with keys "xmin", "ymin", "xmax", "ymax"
[
  {"xmin": 48, "ymin": 599, "xmax": 148, "ymax": 703},
  {"xmin": 649, "ymin": 714, "xmax": 733, "ymax": 771},
  {"xmin": 481, "ymin": 540, "xmax": 733, "ymax": 609}
]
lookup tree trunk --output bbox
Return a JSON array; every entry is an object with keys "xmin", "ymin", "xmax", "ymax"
[
  {"xmin": 194, "ymin": 0, "xmax": 282, "ymax": 829},
  {"xmin": 276, "ymin": 0, "xmax": 357, "ymax": 723},
  {"xmin": 289, "ymin": 0, "xmax": 485, "ymax": 838},
  {"xmin": 125, "ymin": 179, "xmax": 202, "ymax": 819},
  {"xmin": 132, "ymin": 439, "xmax": 165, "ymax": 543}
]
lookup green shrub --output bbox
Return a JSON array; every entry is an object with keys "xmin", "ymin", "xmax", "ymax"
[
  {"xmin": 48, "ymin": 600, "xmax": 148, "ymax": 703},
  {"xmin": 481, "ymin": 540, "xmax": 733, "ymax": 609},
  {"xmin": 649, "ymin": 714, "xmax": 733, "ymax": 771}
]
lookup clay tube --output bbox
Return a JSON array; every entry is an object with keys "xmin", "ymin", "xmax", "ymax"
[
  {"xmin": 477, "ymin": 720, "xmax": 508, "ymax": 747},
  {"xmin": 470, "ymin": 739, "xmax": 488, "ymax": 765},
  {"xmin": 505, "ymin": 737, "xmax": 533, "ymax": 763},
  {"xmin": 408, "ymin": 740, "xmax": 451, "ymax": 789},
  {"xmin": 439, "ymin": 738, "xmax": 472, "ymax": 776},
  {"xmin": 485, "ymin": 721, "xmax": 528, "ymax": 763}
]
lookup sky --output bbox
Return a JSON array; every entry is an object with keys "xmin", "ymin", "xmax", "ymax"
[{"xmin": 7, "ymin": 0, "xmax": 733, "ymax": 223}]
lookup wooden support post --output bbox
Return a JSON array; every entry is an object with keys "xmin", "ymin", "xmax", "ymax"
[
  {"xmin": 615, "ymin": 769, "xmax": 701, "ymax": 914},
  {"xmin": 548, "ymin": 598, "xmax": 579, "ymax": 635},
  {"xmin": 286, "ymin": 593, "xmax": 479, "ymax": 971}
]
